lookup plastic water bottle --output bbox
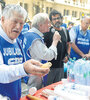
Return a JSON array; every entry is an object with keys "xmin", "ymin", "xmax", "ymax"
[
  {"xmin": 48, "ymin": 96, "xmax": 61, "ymax": 100},
  {"xmin": 74, "ymin": 59, "xmax": 83, "ymax": 84},
  {"xmin": 69, "ymin": 57, "xmax": 76, "ymax": 82},
  {"xmin": 66, "ymin": 58, "xmax": 72, "ymax": 81},
  {"xmin": 74, "ymin": 59, "xmax": 88, "ymax": 85},
  {"xmin": 71, "ymin": 58, "xmax": 76, "ymax": 81},
  {"xmin": 86, "ymin": 61, "xmax": 90, "ymax": 86},
  {"xmin": 82, "ymin": 64, "xmax": 87, "ymax": 85},
  {"xmin": 79, "ymin": 63, "xmax": 86, "ymax": 85}
]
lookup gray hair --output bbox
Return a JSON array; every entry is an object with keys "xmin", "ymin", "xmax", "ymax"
[
  {"xmin": 31, "ymin": 13, "xmax": 49, "ymax": 29},
  {"xmin": 2, "ymin": 4, "xmax": 27, "ymax": 21}
]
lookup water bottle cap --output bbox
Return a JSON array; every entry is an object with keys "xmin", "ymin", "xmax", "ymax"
[
  {"xmin": 29, "ymin": 87, "xmax": 37, "ymax": 95},
  {"xmin": 73, "ymin": 57, "xmax": 76, "ymax": 60}
]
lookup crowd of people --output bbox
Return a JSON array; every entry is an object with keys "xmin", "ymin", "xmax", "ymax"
[{"xmin": 0, "ymin": 4, "xmax": 90, "ymax": 100}]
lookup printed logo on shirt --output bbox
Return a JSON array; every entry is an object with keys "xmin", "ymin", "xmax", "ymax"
[
  {"xmin": 3, "ymin": 47, "xmax": 23, "ymax": 65},
  {"xmin": 8, "ymin": 57, "xmax": 23, "ymax": 65},
  {"xmin": 3, "ymin": 48, "xmax": 22, "ymax": 56},
  {"xmin": 77, "ymin": 38, "xmax": 89, "ymax": 45}
]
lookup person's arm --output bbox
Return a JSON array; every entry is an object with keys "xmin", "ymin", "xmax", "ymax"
[
  {"xmin": 71, "ymin": 43, "xmax": 85, "ymax": 58},
  {"xmin": 63, "ymin": 30, "xmax": 71, "ymax": 63},
  {"xmin": 67, "ymin": 30, "xmax": 71, "ymax": 56},
  {"xmin": 67, "ymin": 42, "xmax": 71, "ymax": 56},
  {"xmin": 69, "ymin": 28, "xmax": 76, "ymax": 43},
  {"xmin": 23, "ymin": 59, "xmax": 50, "ymax": 77},
  {"xmin": 0, "ymin": 59, "xmax": 50, "ymax": 83},
  {"xmin": 0, "ymin": 51, "xmax": 26, "ymax": 83},
  {"xmin": 30, "ymin": 40, "xmax": 57, "ymax": 61},
  {"xmin": 0, "ymin": 64, "xmax": 27, "ymax": 83},
  {"xmin": 0, "ymin": 50, "xmax": 50, "ymax": 83},
  {"xmin": 84, "ymin": 50, "xmax": 90, "ymax": 59},
  {"xmin": 30, "ymin": 31, "xmax": 61, "ymax": 61}
]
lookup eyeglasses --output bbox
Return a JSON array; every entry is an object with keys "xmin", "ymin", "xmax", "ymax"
[{"xmin": 52, "ymin": 17, "xmax": 61, "ymax": 21}]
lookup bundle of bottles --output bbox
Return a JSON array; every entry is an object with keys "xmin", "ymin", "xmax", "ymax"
[{"xmin": 65, "ymin": 58, "xmax": 90, "ymax": 86}]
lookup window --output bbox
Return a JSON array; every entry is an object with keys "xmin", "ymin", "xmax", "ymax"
[
  {"xmin": 72, "ymin": 11, "xmax": 74, "ymax": 17},
  {"xmin": 67, "ymin": 10, "xmax": 69, "ymax": 16},
  {"xmin": 35, "ymin": 5, "xmax": 40, "ymax": 14},
  {"xmin": 63, "ymin": 9, "xmax": 69, "ymax": 16},
  {"xmin": 46, "ymin": 7, "xmax": 49, "ymax": 14},
  {"xmin": 75, "ymin": 11, "xmax": 77, "ymax": 17},
  {"xmin": 64, "ymin": 9, "xmax": 66, "ymax": 16},
  {"xmin": 72, "ymin": 11, "xmax": 77, "ymax": 17},
  {"xmin": 20, "ymin": 2, "xmax": 23, "ymax": 6},
  {"xmin": 24, "ymin": 3, "xmax": 28, "ymax": 11},
  {"xmin": 50, "ymin": 7, "xmax": 53, "ymax": 12},
  {"xmin": 20, "ymin": 3, "xmax": 28, "ymax": 12}
]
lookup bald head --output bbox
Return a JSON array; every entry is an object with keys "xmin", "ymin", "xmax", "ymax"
[{"xmin": 81, "ymin": 16, "xmax": 90, "ymax": 31}]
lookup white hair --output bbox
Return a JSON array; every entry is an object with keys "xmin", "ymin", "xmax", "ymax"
[
  {"xmin": 2, "ymin": 4, "xmax": 27, "ymax": 21},
  {"xmin": 31, "ymin": 13, "xmax": 49, "ymax": 29}
]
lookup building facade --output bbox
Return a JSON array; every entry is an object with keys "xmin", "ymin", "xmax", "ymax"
[{"xmin": 0, "ymin": 0, "xmax": 90, "ymax": 23}]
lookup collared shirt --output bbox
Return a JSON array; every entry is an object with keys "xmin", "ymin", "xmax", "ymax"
[
  {"xmin": 69, "ymin": 25, "xmax": 87, "ymax": 43},
  {"xmin": 0, "ymin": 26, "xmax": 27, "ymax": 83},
  {"xmin": 28, "ymin": 27, "xmax": 57, "ymax": 61},
  {"xmin": 79, "ymin": 26, "xmax": 87, "ymax": 36}
]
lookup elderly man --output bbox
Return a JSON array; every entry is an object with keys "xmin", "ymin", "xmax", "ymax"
[
  {"xmin": 69, "ymin": 16, "xmax": 90, "ymax": 60},
  {"xmin": 23, "ymin": 13, "xmax": 61, "ymax": 90},
  {"xmin": 0, "ymin": 4, "xmax": 50, "ymax": 100}
]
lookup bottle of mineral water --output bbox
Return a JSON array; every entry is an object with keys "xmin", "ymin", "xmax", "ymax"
[
  {"xmin": 48, "ymin": 96, "xmax": 61, "ymax": 100},
  {"xmin": 71, "ymin": 57, "xmax": 76, "ymax": 82},
  {"xmin": 74, "ymin": 59, "xmax": 87, "ymax": 85},
  {"xmin": 86, "ymin": 61, "xmax": 90, "ymax": 86},
  {"xmin": 69, "ymin": 57, "xmax": 76, "ymax": 82},
  {"xmin": 66, "ymin": 58, "xmax": 72, "ymax": 81},
  {"xmin": 74, "ymin": 59, "xmax": 83, "ymax": 84}
]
